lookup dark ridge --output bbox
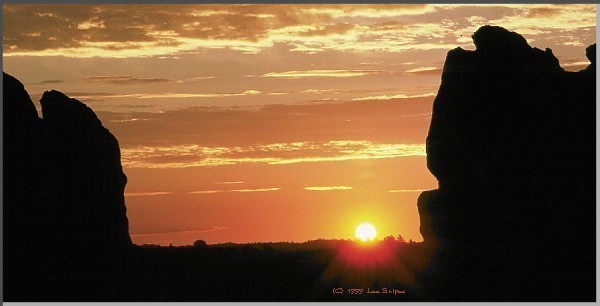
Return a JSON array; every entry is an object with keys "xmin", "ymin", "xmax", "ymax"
[{"xmin": 415, "ymin": 26, "xmax": 595, "ymax": 301}]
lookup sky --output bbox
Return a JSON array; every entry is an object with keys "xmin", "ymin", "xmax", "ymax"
[{"xmin": 3, "ymin": 4, "xmax": 596, "ymax": 245}]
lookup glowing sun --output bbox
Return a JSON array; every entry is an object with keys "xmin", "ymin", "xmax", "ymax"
[{"xmin": 355, "ymin": 223, "xmax": 377, "ymax": 242}]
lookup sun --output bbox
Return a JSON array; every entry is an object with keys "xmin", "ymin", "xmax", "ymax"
[{"xmin": 355, "ymin": 223, "xmax": 377, "ymax": 242}]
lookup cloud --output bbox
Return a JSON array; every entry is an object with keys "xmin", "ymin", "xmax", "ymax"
[
  {"xmin": 300, "ymin": 89, "xmax": 351, "ymax": 94},
  {"xmin": 99, "ymin": 98, "xmax": 434, "ymax": 150},
  {"xmin": 60, "ymin": 90, "xmax": 265, "ymax": 100},
  {"xmin": 482, "ymin": 4, "xmax": 596, "ymax": 35},
  {"xmin": 29, "ymin": 91, "xmax": 129, "ymax": 102},
  {"xmin": 260, "ymin": 69, "xmax": 388, "ymax": 79},
  {"xmin": 562, "ymin": 41, "xmax": 585, "ymax": 47},
  {"xmin": 300, "ymin": 5, "xmax": 435, "ymax": 18},
  {"xmin": 231, "ymin": 188, "xmax": 281, "ymax": 193},
  {"xmin": 525, "ymin": 7, "xmax": 562, "ymax": 18},
  {"xmin": 84, "ymin": 75, "xmax": 175, "ymax": 85},
  {"xmin": 189, "ymin": 190, "xmax": 224, "ymax": 194},
  {"xmin": 112, "ymin": 104, "xmax": 158, "ymax": 109},
  {"xmin": 68, "ymin": 87, "xmax": 378, "ymax": 102},
  {"xmin": 561, "ymin": 60, "xmax": 591, "ymax": 71},
  {"xmin": 120, "ymin": 140, "xmax": 426, "ymax": 169},
  {"xmin": 189, "ymin": 187, "xmax": 281, "ymax": 194},
  {"xmin": 352, "ymin": 92, "xmax": 436, "ymax": 101},
  {"xmin": 33, "ymin": 79, "xmax": 65, "ymax": 85},
  {"xmin": 181, "ymin": 76, "xmax": 215, "ymax": 82},
  {"xmin": 303, "ymin": 186, "xmax": 353, "ymax": 191},
  {"xmin": 77, "ymin": 17, "xmax": 106, "ymax": 30},
  {"xmin": 110, "ymin": 118, "xmax": 150, "ymax": 123},
  {"xmin": 388, "ymin": 189, "xmax": 429, "ymax": 193},
  {"xmin": 214, "ymin": 181, "xmax": 245, "ymax": 185},
  {"xmin": 63, "ymin": 92, "xmax": 116, "ymax": 97},
  {"xmin": 135, "ymin": 91, "xmax": 262, "ymax": 99},
  {"xmin": 6, "ymin": 4, "xmax": 592, "ymax": 58},
  {"xmin": 124, "ymin": 191, "xmax": 171, "ymax": 197},
  {"xmin": 188, "ymin": 9, "xmax": 236, "ymax": 17},
  {"xmin": 295, "ymin": 23, "xmax": 355, "ymax": 37},
  {"xmin": 404, "ymin": 66, "xmax": 443, "ymax": 75}
]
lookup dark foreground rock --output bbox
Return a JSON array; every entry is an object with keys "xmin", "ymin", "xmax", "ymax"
[
  {"xmin": 415, "ymin": 26, "xmax": 595, "ymax": 301},
  {"xmin": 4, "ymin": 72, "xmax": 132, "ymax": 300}
]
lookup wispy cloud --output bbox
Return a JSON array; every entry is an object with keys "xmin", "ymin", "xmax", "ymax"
[
  {"xmin": 110, "ymin": 118, "xmax": 150, "ymax": 123},
  {"xmin": 561, "ymin": 61, "xmax": 591, "ymax": 71},
  {"xmin": 231, "ymin": 188, "xmax": 281, "ymax": 193},
  {"xmin": 96, "ymin": 100, "xmax": 434, "ymax": 169},
  {"xmin": 304, "ymin": 186, "xmax": 353, "ymax": 191},
  {"xmin": 214, "ymin": 181, "xmax": 245, "ymax": 185},
  {"xmin": 180, "ymin": 76, "xmax": 216, "ymax": 82},
  {"xmin": 4, "ymin": 4, "xmax": 595, "ymax": 58},
  {"xmin": 120, "ymin": 140, "xmax": 426, "ymax": 169},
  {"xmin": 68, "ymin": 90, "xmax": 264, "ymax": 100},
  {"xmin": 300, "ymin": 5, "xmax": 435, "ymax": 18},
  {"xmin": 405, "ymin": 67, "xmax": 438, "ymax": 73},
  {"xmin": 352, "ymin": 92, "xmax": 436, "ymax": 101},
  {"xmin": 484, "ymin": 4, "xmax": 596, "ymax": 34},
  {"xmin": 131, "ymin": 91, "xmax": 262, "ymax": 99},
  {"xmin": 71, "ymin": 87, "xmax": 380, "ymax": 102},
  {"xmin": 32, "ymin": 79, "xmax": 65, "ymax": 85},
  {"xmin": 260, "ymin": 70, "xmax": 388, "ymax": 79},
  {"xmin": 404, "ymin": 66, "xmax": 443, "ymax": 75},
  {"xmin": 84, "ymin": 75, "xmax": 175, "ymax": 85},
  {"xmin": 124, "ymin": 191, "xmax": 171, "ymax": 197},
  {"xmin": 189, "ymin": 187, "xmax": 281, "ymax": 194},
  {"xmin": 388, "ymin": 189, "xmax": 430, "ymax": 193},
  {"xmin": 189, "ymin": 190, "xmax": 223, "ymax": 194}
]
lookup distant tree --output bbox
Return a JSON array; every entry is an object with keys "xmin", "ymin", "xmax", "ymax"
[
  {"xmin": 383, "ymin": 235, "xmax": 396, "ymax": 243},
  {"xmin": 193, "ymin": 240, "xmax": 207, "ymax": 249},
  {"xmin": 396, "ymin": 234, "xmax": 407, "ymax": 243}
]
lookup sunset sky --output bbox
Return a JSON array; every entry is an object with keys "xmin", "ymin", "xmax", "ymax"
[{"xmin": 3, "ymin": 4, "xmax": 596, "ymax": 245}]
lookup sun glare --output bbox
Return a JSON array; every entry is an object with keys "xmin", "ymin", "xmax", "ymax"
[{"xmin": 355, "ymin": 223, "xmax": 377, "ymax": 242}]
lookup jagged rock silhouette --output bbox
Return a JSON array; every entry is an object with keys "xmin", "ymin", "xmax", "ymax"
[
  {"xmin": 2, "ymin": 25, "xmax": 595, "ymax": 302},
  {"xmin": 4, "ymin": 72, "xmax": 132, "ymax": 300},
  {"xmin": 416, "ymin": 26, "xmax": 595, "ymax": 301}
]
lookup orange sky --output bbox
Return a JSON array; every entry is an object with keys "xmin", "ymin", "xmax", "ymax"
[{"xmin": 3, "ymin": 4, "xmax": 596, "ymax": 245}]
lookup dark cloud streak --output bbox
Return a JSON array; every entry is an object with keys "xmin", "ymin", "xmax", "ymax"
[
  {"xmin": 99, "ymin": 97, "xmax": 434, "ymax": 149},
  {"xmin": 32, "ymin": 79, "xmax": 65, "ymax": 85},
  {"xmin": 84, "ymin": 75, "xmax": 175, "ymax": 85}
]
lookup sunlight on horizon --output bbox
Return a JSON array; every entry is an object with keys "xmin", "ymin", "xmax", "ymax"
[{"xmin": 356, "ymin": 223, "xmax": 377, "ymax": 242}]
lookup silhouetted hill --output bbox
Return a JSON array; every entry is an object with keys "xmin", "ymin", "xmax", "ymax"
[
  {"xmin": 123, "ymin": 239, "xmax": 428, "ymax": 302},
  {"xmin": 4, "ymin": 72, "xmax": 132, "ymax": 300},
  {"xmin": 416, "ymin": 26, "xmax": 595, "ymax": 301}
]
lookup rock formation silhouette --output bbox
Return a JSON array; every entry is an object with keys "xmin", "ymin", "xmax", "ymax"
[
  {"xmin": 3, "ymin": 25, "xmax": 595, "ymax": 302},
  {"xmin": 416, "ymin": 26, "xmax": 595, "ymax": 301},
  {"xmin": 4, "ymin": 72, "xmax": 132, "ymax": 299}
]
